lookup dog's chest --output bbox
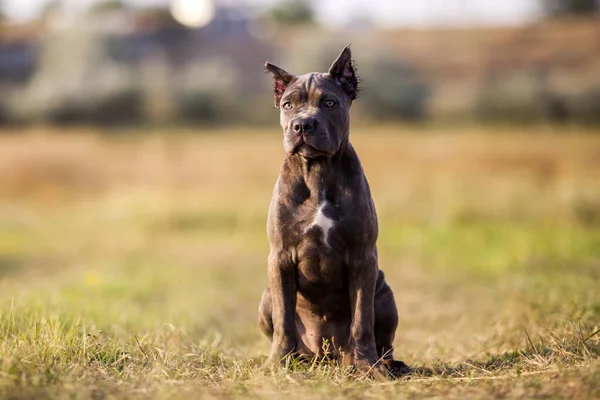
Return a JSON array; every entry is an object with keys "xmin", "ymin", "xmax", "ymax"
[
  {"xmin": 294, "ymin": 195, "xmax": 352, "ymax": 291},
  {"xmin": 306, "ymin": 201, "xmax": 335, "ymax": 246}
]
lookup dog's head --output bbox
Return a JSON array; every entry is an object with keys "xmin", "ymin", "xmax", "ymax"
[{"xmin": 265, "ymin": 46, "xmax": 359, "ymax": 158}]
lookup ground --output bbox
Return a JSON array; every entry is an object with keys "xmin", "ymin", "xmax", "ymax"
[{"xmin": 0, "ymin": 125, "xmax": 599, "ymax": 399}]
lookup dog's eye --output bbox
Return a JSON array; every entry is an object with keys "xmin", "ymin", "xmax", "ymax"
[
  {"xmin": 324, "ymin": 100, "xmax": 336, "ymax": 108},
  {"xmin": 282, "ymin": 102, "xmax": 293, "ymax": 110}
]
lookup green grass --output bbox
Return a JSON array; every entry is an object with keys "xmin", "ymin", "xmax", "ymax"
[{"xmin": 0, "ymin": 126, "xmax": 599, "ymax": 398}]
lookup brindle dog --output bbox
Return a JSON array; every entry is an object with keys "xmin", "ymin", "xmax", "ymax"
[{"xmin": 258, "ymin": 47, "xmax": 410, "ymax": 378}]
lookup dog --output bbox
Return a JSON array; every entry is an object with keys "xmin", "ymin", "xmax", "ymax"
[{"xmin": 258, "ymin": 46, "xmax": 409, "ymax": 378}]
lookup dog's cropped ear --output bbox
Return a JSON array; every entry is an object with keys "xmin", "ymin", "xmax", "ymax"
[
  {"xmin": 328, "ymin": 46, "xmax": 359, "ymax": 101},
  {"xmin": 264, "ymin": 62, "xmax": 296, "ymax": 108}
]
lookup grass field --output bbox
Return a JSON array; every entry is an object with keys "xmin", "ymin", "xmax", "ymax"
[{"xmin": 0, "ymin": 125, "xmax": 599, "ymax": 399}]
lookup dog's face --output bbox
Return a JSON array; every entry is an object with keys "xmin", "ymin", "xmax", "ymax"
[{"xmin": 265, "ymin": 47, "xmax": 359, "ymax": 158}]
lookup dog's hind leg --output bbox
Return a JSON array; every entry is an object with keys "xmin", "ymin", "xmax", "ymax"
[
  {"xmin": 374, "ymin": 271, "xmax": 411, "ymax": 378},
  {"xmin": 259, "ymin": 288, "xmax": 314, "ymax": 364},
  {"xmin": 258, "ymin": 288, "xmax": 274, "ymax": 340}
]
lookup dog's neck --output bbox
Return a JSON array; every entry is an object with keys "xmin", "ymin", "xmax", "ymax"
[{"xmin": 289, "ymin": 137, "xmax": 353, "ymax": 202}]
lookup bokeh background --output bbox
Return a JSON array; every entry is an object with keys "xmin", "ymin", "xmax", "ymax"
[
  {"xmin": 1, "ymin": 0, "xmax": 599, "ymax": 126},
  {"xmin": 0, "ymin": 1, "xmax": 599, "ymax": 398}
]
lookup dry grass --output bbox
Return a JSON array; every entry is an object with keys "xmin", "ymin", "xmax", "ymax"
[{"xmin": 0, "ymin": 125, "xmax": 599, "ymax": 399}]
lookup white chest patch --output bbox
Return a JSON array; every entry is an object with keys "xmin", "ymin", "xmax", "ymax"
[{"xmin": 309, "ymin": 202, "xmax": 335, "ymax": 246}]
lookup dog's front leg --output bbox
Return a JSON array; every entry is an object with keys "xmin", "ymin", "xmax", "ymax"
[
  {"xmin": 348, "ymin": 251, "xmax": 380, "ymax": 370},
  {"xmin": 267, "ymin": 249, "xmax": 298, "ymax": 364}
]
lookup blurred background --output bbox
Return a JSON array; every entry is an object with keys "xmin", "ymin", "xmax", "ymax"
[
  {"xmin": 0, "ymin": 0, "xmax": 599, "ymax": 126},
  {"xmin": 1, "ymin": 3, "xmax": 600, "ymax": 397}
]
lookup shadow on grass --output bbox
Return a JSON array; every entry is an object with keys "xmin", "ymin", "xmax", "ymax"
[
  {"xmin": 276, "ymin": 321, "xmax": 600, "ymax": 381},
  {"xmin": 410, "ymin": 322, "xmax": 600, "ymax": 380},
  {"xmin": 258, "ymin": 322, "xmax": 600, "ymax": 382}
]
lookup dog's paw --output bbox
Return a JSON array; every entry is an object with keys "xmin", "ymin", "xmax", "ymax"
[
  {"xmin": 259, "ymin": 354, "xmax": 279, "ymax": 372},
  {"xmin": 383, "ymin": 359, "xmax": 411, "ymax": 379},
  {"xmin": 350, "ymin": 357, "xmax": 387, "ymax": 380}
]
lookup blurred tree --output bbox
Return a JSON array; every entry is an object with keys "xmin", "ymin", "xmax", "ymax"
[
  {"xmin": 544, "ymin": 0, "xmax": 599, "ymax": 15},
  {"xmin": 267, "ymin": 0, "xmax": 314, "ymax": 24},
  {"xmin": 88, "ymin": 0, "xmax": 126, "ymax": 15},
  {"xmin": 360, "ymin": 56, "xmax": 430, "ymax": 122}
]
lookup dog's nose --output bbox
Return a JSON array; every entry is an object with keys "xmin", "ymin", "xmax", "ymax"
[{"xmin": 293, "ymin": 118, "xmax": 315, "ymax": 135}]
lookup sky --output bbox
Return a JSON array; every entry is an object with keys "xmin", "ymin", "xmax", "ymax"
[{"xmin": 2, "ymin": 0, "xmax": 545, "ymax": 27}]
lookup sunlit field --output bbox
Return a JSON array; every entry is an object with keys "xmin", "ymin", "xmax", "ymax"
[{"xmin": 0, "ymin": 125, "xmax": 599, "ymax": 399}]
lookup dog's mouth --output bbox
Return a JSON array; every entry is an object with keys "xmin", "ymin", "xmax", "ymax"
[
  {"xmin": 289, "ymin": 133, "xmax": 333, "ymax": 158},
  {"xmin": 291, "ymin": 141, "xmax": 331, "ymax": 158},
  {"xmin": 294, "ymin": 144, "xmax": 328, "ymax": 158}
]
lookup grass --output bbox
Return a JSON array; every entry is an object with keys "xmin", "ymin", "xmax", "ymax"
[{"xmin": 0, "ymin": 124, "xmax": 599, "ymax": 399}]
